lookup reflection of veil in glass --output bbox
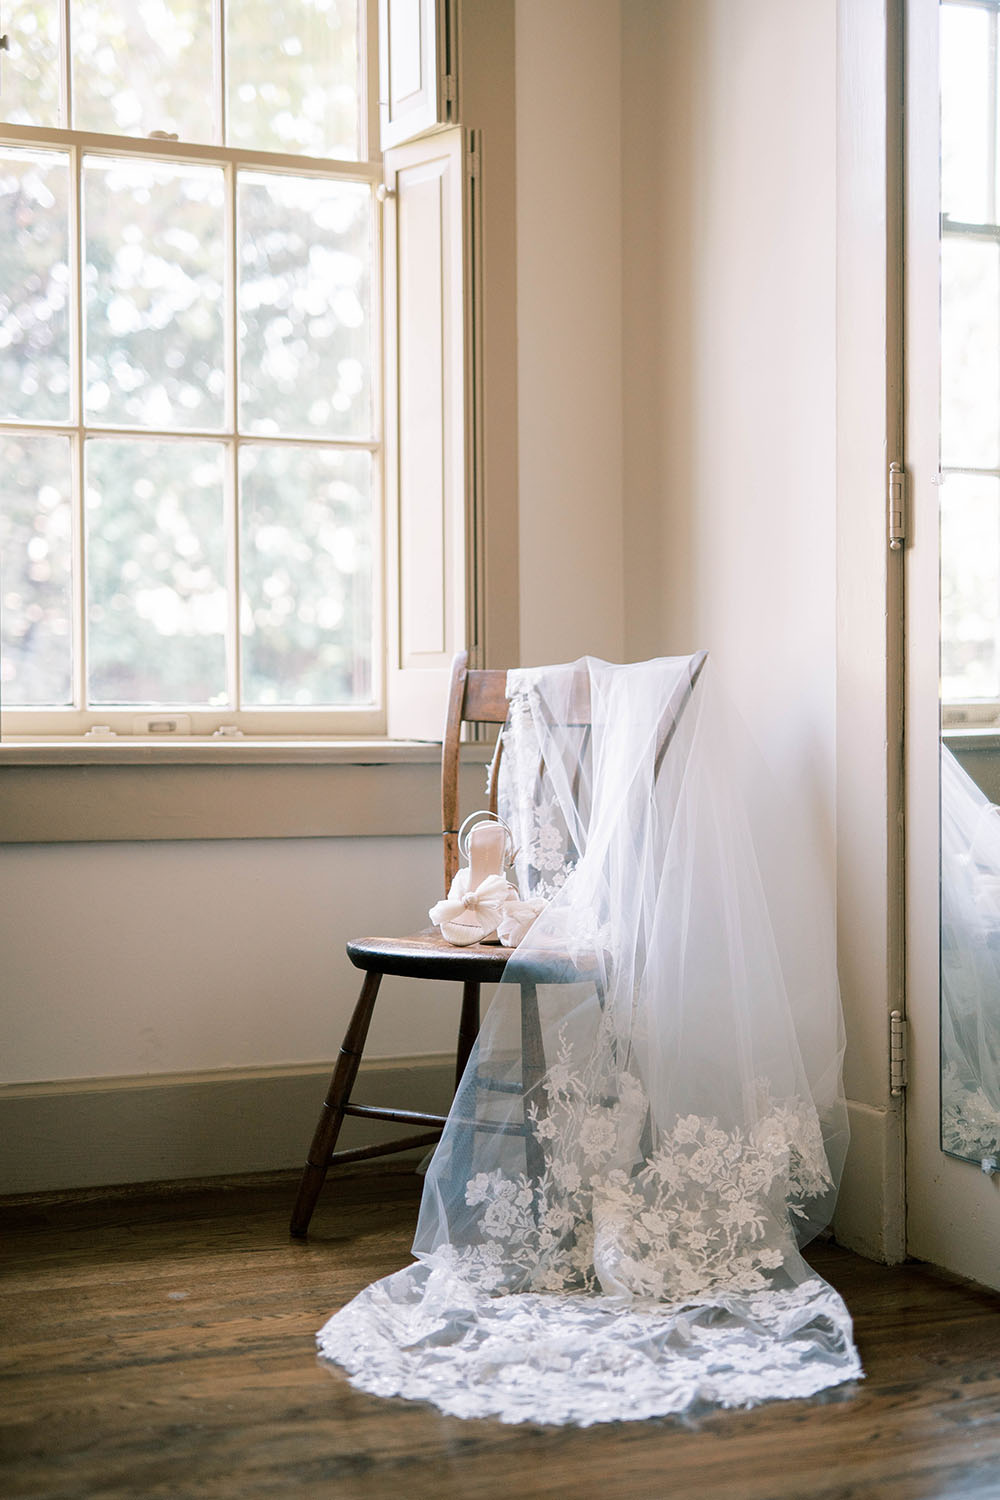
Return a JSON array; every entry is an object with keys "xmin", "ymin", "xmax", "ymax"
[
  {"xmin": 318, "ymin": 657, "xmax": 861, "ymax": 1424},
  {"xmin": 941, "ymin": 744, "xmax": 1000, "ymax": 1164}
]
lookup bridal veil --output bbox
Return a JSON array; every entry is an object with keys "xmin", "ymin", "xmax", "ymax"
[{"xmin": 317, "ymin": 655, "xmax": 861, "ymax": 1423}]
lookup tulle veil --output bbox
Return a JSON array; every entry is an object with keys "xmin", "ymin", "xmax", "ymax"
[{"xmin": 318, "ymin": 655, "xmax": 861, "ymax": 1423}]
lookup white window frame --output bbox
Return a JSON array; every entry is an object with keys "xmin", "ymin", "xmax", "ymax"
[
  {"xmin": 1, "ymin": 0, "xmax": 393, "ymax": 742},
  {"xmin": 1, "ymin": 0, "xmax": 478, "ymax": 753}
]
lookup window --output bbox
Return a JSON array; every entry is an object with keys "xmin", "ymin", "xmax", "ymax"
[
  {"xmin": 0, "ymin": 0, "xmax": 386, "ymax": 738},
  {"xmin": 940, "ymin": 0, "xmax": 1000, "ymax": 723}
]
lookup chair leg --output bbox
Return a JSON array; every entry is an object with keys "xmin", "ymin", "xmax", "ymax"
[
  {"xmin": 455, "ymin": 980, "xmax": 481, "ymax": 1089},
  {"xmin": 520, "ymin": 980, "xmax": 548, "ymax": 1183},
  {"xmin": 289, "ymin": 970, "xmax": 383, "ymax": 1238}
]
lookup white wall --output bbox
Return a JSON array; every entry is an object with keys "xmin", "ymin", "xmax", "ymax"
[
  {"xmin": 511, "ymin": 0, "xmax": 897, "ymax": 1259},
  {"xmin": 514, "ymin": 0, "xmax": 625, "ymax": 666},
  {"xmin": 1, "ymin": 836, "xmax": 451, "ymax": 1085},
  {"xmin": 0, "ymin": 831, "xmax": 462, "ymax": 1191},
  {"xmin": 617, "ymin": 0, "xmax": 896, "ymax": 1257},
  {"xmin": 515, "ymin": 0, "xmax": 842, "ymax": 1069},
  {"xmin": 623, "ymin": 0, "xmax": 837, "ymax": 781},
  {"xmin": 627, "ymin": 0, "xmax": 838, "ymax": 814}
]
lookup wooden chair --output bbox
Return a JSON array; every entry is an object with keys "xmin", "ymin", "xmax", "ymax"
[
  {"xmin": 289, "ymin": 649, "xmax": 707, "ymax": 1238},
  {"xmin": 290, "ymin": 651, "xmax": 520, "ymax": 1237}
]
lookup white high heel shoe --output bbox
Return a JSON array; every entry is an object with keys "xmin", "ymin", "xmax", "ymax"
[
  {"xmin": 430, "ymin": 812, "xmax": 548, "ymax": 948},
  {"xmin": 429, "ymin": 813, "xmax": 517, "ymax": 946}
]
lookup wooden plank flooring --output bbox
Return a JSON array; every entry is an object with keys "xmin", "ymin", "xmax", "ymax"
[{"xmin": 2, "ymin": 1168, "xmax": 1000, "ymax": 1500}]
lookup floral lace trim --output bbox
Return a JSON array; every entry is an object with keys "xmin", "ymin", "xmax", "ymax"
[
  {"xmin": 448, "ymin": 1030, "xmax": 833, "ymax": 1303},
  {"xmin": 500, "ymin": 686, "xmax": 580, "ymax": 902},
  {"xmin": 317, "ymin": 1268, "xmax": 862, "ymax": 1425}
]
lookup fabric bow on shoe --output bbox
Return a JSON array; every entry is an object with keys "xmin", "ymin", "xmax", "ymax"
[
  {"xmin": 496, "ymin": 896, "xmax": 547, "ymax": 948},
  {"xmin": 430, "ymin": 873, "xmax": 516, "ymax": 946}
]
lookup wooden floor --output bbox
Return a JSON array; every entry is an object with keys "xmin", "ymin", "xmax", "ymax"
[{"xmin": 3, "ymin": 1170, "xmax": 1000, "ymax": 1500}]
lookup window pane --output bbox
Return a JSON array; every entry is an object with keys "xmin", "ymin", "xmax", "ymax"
[
  {"xmin": 238, "ymin": 173, "xmax": 372, "ymax": 439},
  {"xmin": 240, "ymin": 444, "xmax": 373, "ymax": 705},
  {"xmin": 227, "ymin": 0, "xmax": 360, "ymax": 160},
  {"xmin": 941, "ymin": 236, "xmax": 1000, "ymax": 471},
  {"xmin": 86, "ymin": 439, "xmax": 227, "ymax": 705},
  {"xmin": 941, "ymin": 473, "xmax": 1000, "ymax": 703},
  {"xmin": 71, "ymin": 0, "xmax": 215, "ymax": 141},
  {"xmin": 0, "ymin": 432, "xmax": 73, "ymax": 706},
  {"xmin": 0, "ymin": 0, "xmax": 61, "ymax": 127},
  {"xmin": 84, "ymin": 157, "xmax": 226, "ymax": 430},
  {"xmin": 0, "ymin": 147, "xmax": 71, "ymax": 422},
  {"xmin": 941, "ymin": 3, "xmax": 993, "ymax": 225}
]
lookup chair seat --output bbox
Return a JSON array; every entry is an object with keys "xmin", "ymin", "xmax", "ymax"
[
  {"xmin": 347, "ymin": 929, "xmax": 514, "ymax": 982},
  {"xmin": 347, "ymin": 928, "xmax": 600, "ymax": 986}
]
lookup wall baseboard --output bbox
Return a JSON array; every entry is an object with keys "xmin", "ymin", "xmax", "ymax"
[
  {"xmin": 833, "ymin": 1096, "xmax": 906, "ymax": 1264},
  {"xmin": 0, "ymin": 1056, "xmax": 454, "ymax": 1196},
  {"xmin": 3, "ymin": 1068, "xmax": 905, "ymax": 1265}
]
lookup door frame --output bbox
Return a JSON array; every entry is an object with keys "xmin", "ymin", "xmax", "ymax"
[
  {"xmin": 832, "ymin": 0, "xmax": 907, "ymax": 1265},
  {"xmin": 903, "ymin": 0, "xmax": 1000, "ymax": 1289}
]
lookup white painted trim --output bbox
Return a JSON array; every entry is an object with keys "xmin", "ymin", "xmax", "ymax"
[
  {"xmin": 834, "ymin": 0, "xmax": 906, "ymax": 1263},
  {"xmin": 0, "ymin": 1054, "xmax": 454, "ymax": 1195},
  {"xmin": 834, "ymin": 1099, "xmax": 904, "ymax": 1262}
]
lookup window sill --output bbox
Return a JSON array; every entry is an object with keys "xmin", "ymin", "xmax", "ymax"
[
  {"xmin": 0, "ymin": 737, "xmax": 446, "ymax": 767},
  {"xmin": 0, "ymin": 741, "xmax": 494, "ymax": 845},
  {"xmin": 942, "ymin": 727, "xmax": 1000, "ymax": 752}
]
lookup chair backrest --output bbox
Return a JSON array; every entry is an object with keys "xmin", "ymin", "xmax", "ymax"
[
  {"xmin": 439, "ymin": 650, "xmax": 708, "ymax": 893},
  {"xmin": 440, "ymin": 652, "xmax": 510, "ymax": 892}
]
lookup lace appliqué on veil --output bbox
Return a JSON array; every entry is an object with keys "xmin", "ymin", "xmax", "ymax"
[
  {"xmin": 443, "ymin": 1033, "xmax": 833, "ymax": 1303},
  {"xmin": 500, "ymin": 685, "xmax": 580, "ymax": 902}
]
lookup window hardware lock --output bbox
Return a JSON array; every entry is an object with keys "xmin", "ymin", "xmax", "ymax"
[{"xmin": 132, "ymin": 714, "xmax": 191, "ymax": 736}]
